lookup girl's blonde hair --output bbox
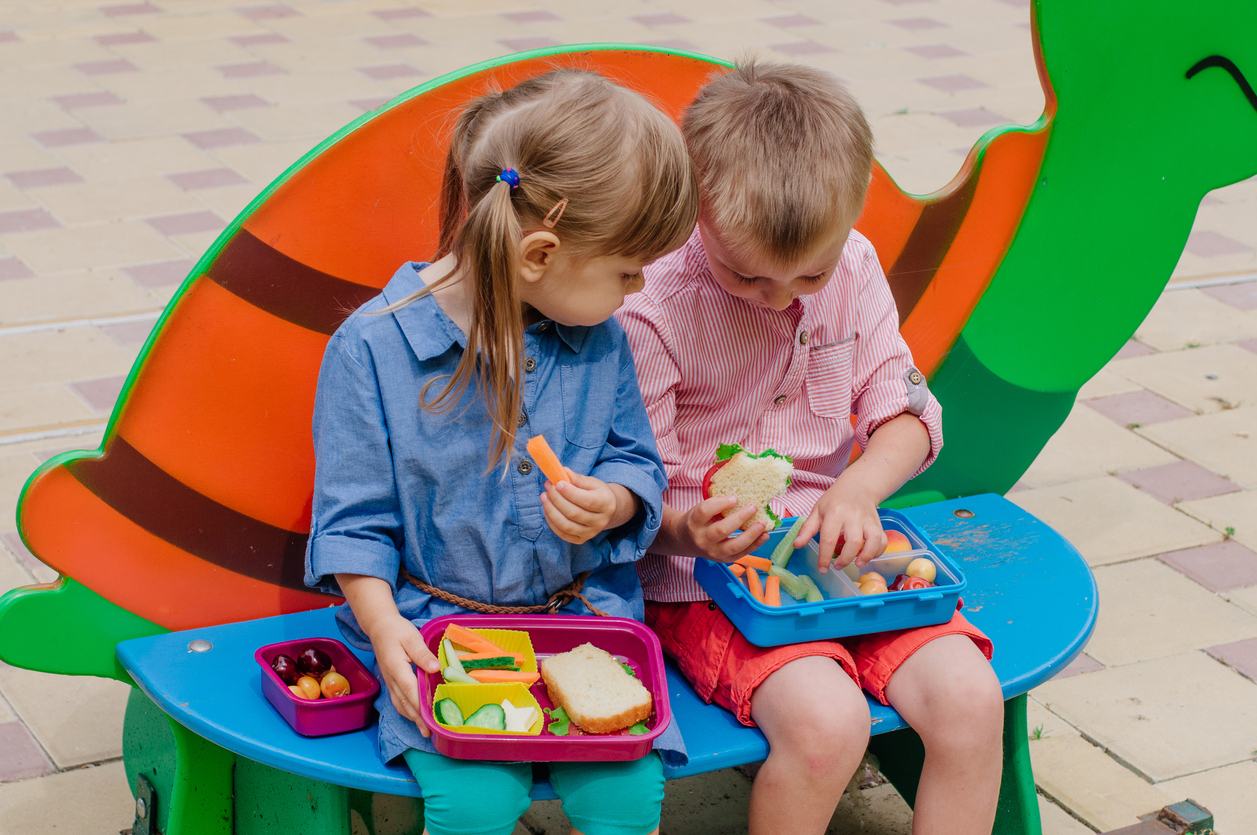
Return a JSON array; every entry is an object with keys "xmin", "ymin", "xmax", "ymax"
[{"xmin": 412, "ymin": 69, "xmax": 698, "ymax": 471}]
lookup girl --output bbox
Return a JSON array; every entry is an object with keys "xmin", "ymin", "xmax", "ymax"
[{"xmin": 305, "ymin": 69, "xmax": 699, "ymax": 835}]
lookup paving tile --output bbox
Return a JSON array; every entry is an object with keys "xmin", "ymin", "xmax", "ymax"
[
  {"xmin": 100, "ymin": 1, "xmax": 160, "ymax": 15},
  {"xmin": 1085, "ymin": 389, "xmax": 1194, "ymax": 427},
  {"xmin": 1158, "ymin": 540, "xmax": 1257, "ymax": 593},
  {"xmin": 145, "ymin": 210, "xmax": 226, "ymax": 236},
  {"xmin": 0, "ymin": 209, "xmax": 60, "ymax": 235},
  {"xmin": 1036, "ymin": 651, "xmax": 1257, "ymax": 782},
  {"xmin": 0, "ymin": 329, "xmax": 136, "ymax": 389},
  {"xmin": 95, "ymin": 31, "xmax": 156, "ymax": 45},
  {"xmin": 0, "ymin": 533, "xmax": 37, "ymax": 596},
  {"xmin": 1228, "ymin": 584, "xmax": 1257, "ymax": 618},
  {"xmin": 1050, "ymin": 652, "xmax": 1104, "ymax": 681},
  {"xmin": 1133, "ymin": 287, "xmax": 1257, "ymax": 351},
  {"xmin": 74, "ymin": 58, "xmax": 140, "ymax": 76},
  {"xmin": 4, "ymin": 168, "xmax": 84, "ymax": 190},
  {"xmin": 1206, "ymin": 636, "xmax": 1257, "ymax": 684},
  {"xmin": 217, "ymin": 59, "xmax": 284, "ymax": 78},
  {"xmin": 0, "ymin": 760, "xmax": 134, "ymax": 833},
  {"xmin": 33, "ymin": 178, "xmax": 202, "ymax": 225},
  {"xmin": 166, "ymin": 167, "xmax": 249, "ymax": 190},
  {"xmin": 372, "ymin": 8, "xmax": 431, "ymax": 21},
  {"xmin": 0, "ymin": 32, "xmax": 18, "ymax": 44},
  {"xmin": 0, "ymin": 721, "xmax": 55, "ymax": 782},
  {"xmin": 1, "ymin": 529, "xmax": 48, "ymax": 586},
  {"xmin": 772, "ymin": 41, "xmax": 835, "ymax": 56},
  {"xmin": 1184, "ymin": 230, "xmax": 1253, "ymax": 257},
  {"xmin": 0, "ymin": 270, "xmax": 157, "ymax": 325},
  {"xmin": 1020, "ymin": 401, "xmax": 1178, "ymax": 487},
  {"xmin": 935, "ymin": 107, "xmax": 1005, "ymax": 127},
  {"xmin": 1037, "ymin": 796, "xmax": 1093, "ymax": 835},
  {"xmin": 123, "ymin": 259, "xmax": 195, "ymax": 289},
  {"xmin": 904, "ymin": 43, "xmax": 966, "ymax": 59},
  {"xmin": 213, "ymin": 137, "xmax": 320, "ymax": 183},
  {"xmin": 1159, "ymin": 761, "xmax": 1257, "ymax": 835},
  {"xmin": 502, "ymin": 10, "xmax": 561, "ymax": 23},
  {"xmin": 1115, "ymin": 344, "xmax": 1257, "ymax": 416},
  {"xmin": 1114, "ymin": 338, "xmax": 1156, "ymax": 359},
  {"xmin": 1077, "ymin": 367, "xmax": 1142, "ymax": 400},
  {"xmin": 0, "ymin": 662, "xmax": 131, "ymax": 768},
  {"xmin": 1201, "ymin": 280, "xmax": 1257, "ymax": 311},
  {"xmin": 640, "ymin": 38, "xmax": 702, "ymax": 52},
  {"xmin": 5, "ymin": 221, "xmax": 183, "ymax": 274},
  {"xmin": 890, "ymin": 17, "xmax": 947, "ymax": 30},
  {"xmin": 499, "ymin": 36, "xmax": 562, "ymax": 52},
  {"xmin": 1085, "ymin": 558, "xmax": 1257, "ymax": 666},
  {"xmin": 350, "ymin": 97, "xmax": 392, "ymax": 113},
  {"xmin": 182, "ymin": 126, "xmax": 263, "ymax": 149},
  {"xmin": 1118, "ymin": 459, "xmax": 1240, "ymax": 505},
  {"xmin": 1008, "ymin": 476, "xmax": 1222, "ymax": 567},
  {"xmin": 70, "ymin": 375, "xmax": 127, "ymax": 413},
  {"xmin": 201, "ymin": 93, "xmax": 272, "ymax": 112},
  {"xmin": 50, "ymin": 91, "xmax": 125, "ymax": 110},
  {"xmin": 357, "ymin": 63, "xmax": 423, "ymax": 80},
  {"xmin": 1240, "ymin": 337, "xmax": 1257, "ymax": 354},
  {"xmin": 1141, "ymin": 411, "xmax": 1257, "ymax": 491},
  {"xmin": 227, "ymin": 32, "xmax": 290, "ymax": 46},
  {"xmin": 57, "ymin": 136, "xmax": 217, "ymax": 181},
  {"xmin": 918, "ymin": 73, "xmax": 988, "ymax": 92},
  {"xmin": 0, "ymin": 258, "xmax": 33, "ymax": 281},
  {"xmin": 30, "ymin": 127, "xmax": 106, "ymax": 148},
  {"xmin": 635, "ymin": 13, "xmax": 689, "ymax": 26},
  {"xmin": 364, "ymin": 33, "xmax": 427, "ymax": 50},
  {"xmin": 1025, "ymin": 707, "xmax": 1173, "ymax": 830},
  {"xmin": 237, "ymin": 3, "xmax": 299, "ymax": 20},
  {"xmin": 763, "ymin": 14, "xmax": 820, "ymax": 27}
]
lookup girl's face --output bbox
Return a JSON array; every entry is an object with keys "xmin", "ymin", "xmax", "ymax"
[
  {"xmin": 699, "ymin": 219, "xmax": 851, "ymax": 311},
  {"xmin": 522, "ymin": 247, "xmax": 649, "ymax": 327}
]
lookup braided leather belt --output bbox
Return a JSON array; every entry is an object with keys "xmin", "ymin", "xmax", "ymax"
[{"xmin": 399, "ymin": 567, "xmax": 609, "ymax": 617}]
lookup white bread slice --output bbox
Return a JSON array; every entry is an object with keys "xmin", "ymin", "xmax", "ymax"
[
  {"xmin": 540, "ymin": 643, "xmax": 652, "ymax": 734},
  {"xmin": 709, "ymin": 450, "xmax": 793, "ymax": 531}
]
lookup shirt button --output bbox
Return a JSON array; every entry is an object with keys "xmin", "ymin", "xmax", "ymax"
[
  {"xmin": 799, "ymin": 331, "xmax": 809, "ymax": 345},
  {"xmin": 516, "ymin": 411, "xmax": 528, "ymax": 427},
  {"xmin": 518, "ymin": 459, "xmax": 533, "ymax": 475},
  {"xmin": 908, "ymin": 370, "xmax": 923, "ymax": 385},
  {"xmin": 523, "ymin": 357, "xmax": 537, "ymax": 372},
  {"xmin": 774, "ymin": 395, "xmax": 787, "ymax": 406}
]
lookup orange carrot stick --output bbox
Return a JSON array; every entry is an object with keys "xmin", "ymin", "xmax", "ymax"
[
  {"xmin": 735, "ymin": 555, "xmax": 772, "ymax": 572},
  {"xmin": 526, "ymin": 435, "xmax": 569, "ymax": 484},
  {"xmin": 444, "ymin": 624, "xmax": 506, "ymax": 655},
  {"xmin": 744, "ymin": 566, "xmax": 765, "ymax": 603},
  {"xmin": 764, "ymin": 575, "xmax": 782, "ymax": 607},
  {"xmin": 466, "ymin": 670, "xmax": 541, "ymax": 685},
  {"xmin": 729, "ymin": 563, "xmax": 746, "ymax": 577}
]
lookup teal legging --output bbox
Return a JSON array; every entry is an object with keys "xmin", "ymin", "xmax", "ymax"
[{"xmin": 403, "ymin": 749, "xmax": 663, "ymax": 835}]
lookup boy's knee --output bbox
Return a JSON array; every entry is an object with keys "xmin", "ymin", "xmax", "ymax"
[
  {"xmin": 919, "ymin": 668, "xmax": 1004, "ymax": 751},
  {"xmin": 771, "ymin": 689, "xmax": 871, "ymax": 775}
]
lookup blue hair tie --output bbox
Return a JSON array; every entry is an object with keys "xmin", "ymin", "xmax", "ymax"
[{"xmin": 496, "ymin": 168, "xmax": 521, "ymax": 190}]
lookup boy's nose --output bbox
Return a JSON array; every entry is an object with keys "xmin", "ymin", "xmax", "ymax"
[{"xmin": 764, "ymin": 289, "xmax": 794, "ymax": 310}]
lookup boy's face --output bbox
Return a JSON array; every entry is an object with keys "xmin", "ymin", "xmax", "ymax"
[{"xmin": 699, "ymin": 220, "xmax": 851, "ymax": 311}]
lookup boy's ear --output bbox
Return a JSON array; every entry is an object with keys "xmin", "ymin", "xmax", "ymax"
[{"xmin": 519, "ymin": 231, "xmax": 561, "ymax": 285}]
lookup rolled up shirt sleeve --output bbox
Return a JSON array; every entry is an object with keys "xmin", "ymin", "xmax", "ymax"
[
  {"xmin": 849, "ymin": 248, "xmax": 944, "ymax": 476},
  {"xmin": 589, "ymin": 335, "xmax": 669, "ymax": 563},
  {"xmin": 305, "ymin": 329, "xmax": 405, "ymax": 595}
]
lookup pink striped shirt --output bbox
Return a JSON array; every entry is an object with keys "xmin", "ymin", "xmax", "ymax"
[{"xmin": 616, "ymin": 228, "xmax": 944, "ymax": 603}]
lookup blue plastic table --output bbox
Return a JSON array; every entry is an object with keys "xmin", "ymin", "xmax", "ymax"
[{"xmin": 117, "ymin": 494, "xmax": 1096, "ymax": 804}]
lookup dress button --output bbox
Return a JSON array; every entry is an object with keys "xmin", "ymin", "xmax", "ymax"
[
  {"xmin": 799, "ymin": 331, "xmax": 809, "ymax": 345},
  {"xmin": 774, "ymin": 394, "xmax": 787, "ymax": 406},
  {"xmin": 524, "ymin": 357, "xmax": 537, "ymax": 372},
  {"xmin": 518, "ymin": 459, "xmax": 533, "ymax": 475},
  {"xmin": 517, "ymin": 411, "xmax": 528, "ymax": 427},
  {"xmin": 538, "ymin": 322, "xmax": 549, "ymax": 331}
]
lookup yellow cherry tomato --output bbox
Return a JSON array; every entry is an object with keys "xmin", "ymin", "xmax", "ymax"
[
  {"xmin": 858, "ymin": 580, "xmax": 888, "ymax": 595},
  {"xmin": 906, "ymin": 558, "xmax": 937, "ymax": 583},
  {"xmin": 857, "ymin": 571, "xmax": 887, "ymax": 588},
  {"xmin": 320, "ymin": 671, "xmax": 351, "ymax": 699},
  {"xmin": 289, "ymin": 684, "xmax": 312, "ymax": 700},
  {"xmin": 296, "ymin": 676, "xmax": 322, "ymax": 700}
]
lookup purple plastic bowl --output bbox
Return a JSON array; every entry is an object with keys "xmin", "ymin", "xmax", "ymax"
[
  {"xmin": 418, "ymin": 615, "xmax": 670, "ymax": 762},
  {"xmin": 255, "ymin": 637, "xmax": 380, "ymax": 737}
]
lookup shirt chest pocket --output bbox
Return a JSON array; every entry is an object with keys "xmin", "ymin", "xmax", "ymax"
[
  {"xmin": 559, "ymin": 359, "xmax": 618, "ymax": 450},
  {"xmin": 805, "ymin": 336, "xmax": 857, "ymax": 420}
]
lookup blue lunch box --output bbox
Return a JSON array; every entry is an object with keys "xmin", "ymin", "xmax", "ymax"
[{"xmin": 692, "ymin": 509, "xmax": 966, "ymax": 647}]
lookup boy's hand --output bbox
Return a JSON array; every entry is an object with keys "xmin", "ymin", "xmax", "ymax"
[
  {"xmin": 675, "ymin": 495, "xmax": 770, "ymax": 563},
  {"xmin": 368, "ymin": 613, "xmax": 441, "ymax": 736},
  {"xmin": 794, "ymin": 480, "xmax": 886, "ymax": 574},
  {"xmin": 541, "ymin": 471, "xmax": 637, "ymax": 544}
]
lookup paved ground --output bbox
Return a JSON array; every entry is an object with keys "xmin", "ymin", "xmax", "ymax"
[{"xmin": 1, "ymin": 0, "xmax": 1256, "ymax": 833}]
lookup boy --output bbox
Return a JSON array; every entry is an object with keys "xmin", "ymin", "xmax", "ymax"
[{"xmin": 617, "ymin": 61, "xmax": 1004, "ymax": 834}]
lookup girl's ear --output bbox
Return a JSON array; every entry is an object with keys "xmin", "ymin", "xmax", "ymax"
[{"xmin": 519, "ymin": 231, "xmax": 562, "ymax": 285}]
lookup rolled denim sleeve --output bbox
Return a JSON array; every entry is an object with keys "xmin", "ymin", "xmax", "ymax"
[
  {"xmin": 589, "ymin": 338, "xmax": 668, "ymax": 563},
  {"xmin": 305, "ymin": 327, "xmax": 404, "ymax": 595}
]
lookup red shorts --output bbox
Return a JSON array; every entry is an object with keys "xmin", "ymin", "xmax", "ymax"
[{"xmin": 645, "ymin": 600, "xmax": 993, "ymax": 727}]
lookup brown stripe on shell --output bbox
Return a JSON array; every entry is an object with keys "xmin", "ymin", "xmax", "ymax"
[
  {"xmin": 207, "ymin": 229, "xmax": 382, "ymax": 335},
  {"xmin": 66, "ymin": 436, "xmax": 314, "ymax": 592}
]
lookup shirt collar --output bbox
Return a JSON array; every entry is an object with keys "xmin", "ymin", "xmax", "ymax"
[{"xmin": 382, "ymin": 262, "xmax": 589, "ymax": 359}]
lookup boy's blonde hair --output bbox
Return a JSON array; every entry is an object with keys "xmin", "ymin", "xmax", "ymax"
[
  {"xmin": 414, "ymin": 69, "xmax": 698, "ymax": 471},
  {"xmin": 683, "ymin": 59, "xmax": 872, "ymax": 265}
]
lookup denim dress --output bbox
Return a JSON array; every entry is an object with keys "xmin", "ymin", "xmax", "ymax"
[{"xmin": 305, "ymin": 262, "xmax": 685, "ymax": 766}]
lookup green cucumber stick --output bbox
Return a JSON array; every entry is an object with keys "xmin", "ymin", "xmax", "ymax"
[{"xmin": 769, "ymin": 516, "xmax": 806, "ymax": 567}]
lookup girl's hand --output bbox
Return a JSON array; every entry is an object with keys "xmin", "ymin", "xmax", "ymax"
[
  {"xmin": 541, "ymin": 471, "xmax": 636, "ymax": 544},
  {"xmin": 793, "ymin": 480, "xmax": 886, "ymax": 574},
  {"xmin": 369, "ymin": 614, "xmax": 441, "ymax": 735},
  {"xmin": 674, "ymin": 495, "xmax": 769, "ymax": 563}
]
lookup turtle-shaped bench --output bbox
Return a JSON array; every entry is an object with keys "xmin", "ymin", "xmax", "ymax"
[{"xmin": 3, "ymin": 0, "xmax": 1255, "ymax": 830}]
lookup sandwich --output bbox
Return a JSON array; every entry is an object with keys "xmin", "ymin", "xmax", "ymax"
[
  {"xmin": 701, "ymin": 443, "xmax": 794, "ymax": 531},
  {"xmin": 539, "ymin": 643, "xmax": 652, "ymax": 734}
]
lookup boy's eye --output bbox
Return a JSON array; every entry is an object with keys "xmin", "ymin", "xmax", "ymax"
[
  {"xmin": 734, "ymin": 273, "xmax": 760, "ymax": 285},
  {"xmin": 803, "ymin": 273, "xmax": 826, "ymax": 283}
]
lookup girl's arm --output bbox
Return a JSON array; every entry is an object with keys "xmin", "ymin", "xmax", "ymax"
[{"xmin": 336, "ymin": 573, "xmax": 441, "ymax": 735}]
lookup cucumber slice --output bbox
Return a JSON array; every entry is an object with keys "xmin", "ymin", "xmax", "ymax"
[
  {"xmin": 464, "ymin": 703, "xmax": 507, "ymax": 731},
  {"xmin": 434, "ymin": 698, "xmax": 464, "ymax": 726},
  {"xmin": 460, "ymin": 656, "xmax": 517, "ymax": 670},
  {"xmin": 769, "ymin": 517, "xmax": 806, "ymax": 567}
]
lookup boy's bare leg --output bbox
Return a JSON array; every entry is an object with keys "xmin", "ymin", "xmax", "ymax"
[
  {"xmin": 883, "ymin": 634, "xmax": 1004, "ymax": 835},
  {"xmin": 749, "ymin": 656, "xmax": 871, "ymax": 835}
]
